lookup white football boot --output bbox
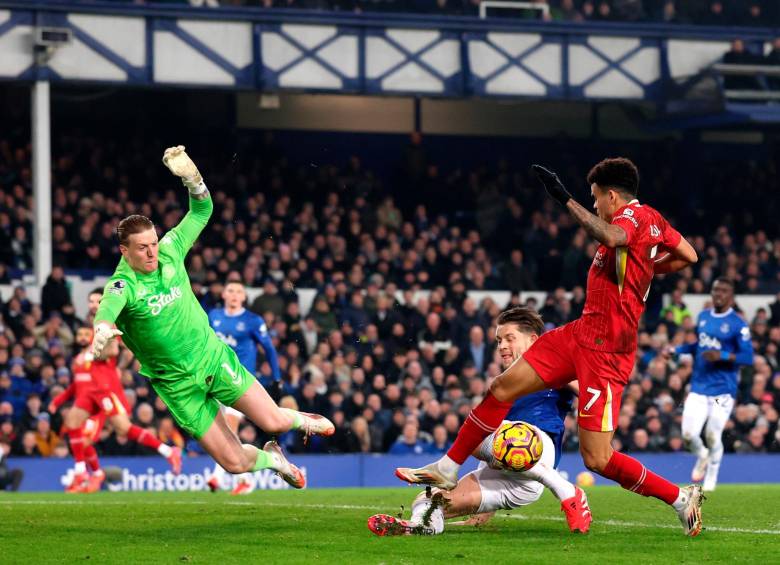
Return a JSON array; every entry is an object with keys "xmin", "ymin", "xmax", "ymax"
[{"xmin": 675, "ymin": 484, "xmax": 705, "ymax": 537}]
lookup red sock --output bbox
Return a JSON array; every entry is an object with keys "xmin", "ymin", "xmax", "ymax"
[
  {"xmin": 84, "ymin": 444, "xmax": 101, "ymax": 473},
  {"xmin": 602, "ymin": 451, "xmax": 679, "ymax": 505},
  {"xmin": 446, "ymin": 392, "xmax": 514, "ymax": 464},
  {"xmin": 127, "ymin": 425, "xmax": 163, "ymax": 450},
  {"xmin": 68, "ymin": 427, "xmax": 86, "ymax": 464}
]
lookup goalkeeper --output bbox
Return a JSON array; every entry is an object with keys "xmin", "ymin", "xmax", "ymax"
[{"xmin": 92, "ymin": 146, "xmax": 334, "ymax": 488}]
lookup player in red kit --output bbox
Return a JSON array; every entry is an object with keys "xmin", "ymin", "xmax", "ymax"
[
  {"xmin": 397, "ymin": 158, "xmax": 705, "ymax": 536},
  {"xmin": 50, "ymin": 318, "xmax": 182, "ymax": 492}
]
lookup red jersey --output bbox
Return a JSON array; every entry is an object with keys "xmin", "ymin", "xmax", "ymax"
[
  {"xmin": 91, "ymin": 357, "xmax": 119, "ymax": 392},
  {"xmin": 71, "ymin": 350, "xmax": 98, "ymax": 395},
  {"xmin": 573, "ymin": 200, "xmax": 681, "ymax": 353}
]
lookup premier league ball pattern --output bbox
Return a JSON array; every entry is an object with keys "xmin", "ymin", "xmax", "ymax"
[{"xmin": 491, "ymin": 421, "xmax": 543, "ymax": 472}]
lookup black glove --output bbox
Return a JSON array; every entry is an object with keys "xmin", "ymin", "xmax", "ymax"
[
  {"xmin": 532, "ymin": 164, "xmax": 572, "ymax": 207},
  {"xmin": 269, "ymin": 379, "xmax": 284, "ymax": 403}
]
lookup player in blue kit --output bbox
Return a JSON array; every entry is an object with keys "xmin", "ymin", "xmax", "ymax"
[
  {"xmin": 207, "ymin": 280, "xmax": 282, "ymax": 494},
  {"xmin": 368, "ymin": 307, "xmax": 591, "ymax": 536},
  {"xmin": 676, "ymin": 277, "xmax": 753, "ymax": 491}
]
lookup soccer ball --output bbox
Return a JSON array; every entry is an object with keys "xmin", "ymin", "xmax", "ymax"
[{"xmin": 491, "ymin": 421, "xmax": 543, "ymax": 472}]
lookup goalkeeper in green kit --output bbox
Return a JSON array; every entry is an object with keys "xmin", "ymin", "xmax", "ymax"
[{"xmin": 92, "ymin": 146, "xmax": 334, "ymax": 489}]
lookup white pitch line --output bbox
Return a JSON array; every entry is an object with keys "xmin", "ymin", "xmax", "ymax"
[{"xmin": 3, "ymin": 499, "xmax": 779, "ymax": 535}]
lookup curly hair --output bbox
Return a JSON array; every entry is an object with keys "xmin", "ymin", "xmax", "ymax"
[{"xmin": 586, "ymin": 157, "xmax": 639, "ymax": 198}]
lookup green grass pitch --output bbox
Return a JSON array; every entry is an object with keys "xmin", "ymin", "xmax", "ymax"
[{"xmin": 2, "ymin": 485, "xmax": 778, "ymax": 564}]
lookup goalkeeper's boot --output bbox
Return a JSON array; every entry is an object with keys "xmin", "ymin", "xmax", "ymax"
[
  {"xmin": 367, "ymin": 514, "xmax": 435, "ymax": 536},
  {"xmin": 675, "ymin": 484, "xmax": 705, "ymax": 537},
  {"xmin": 263, "ymin": 441, "xmax": 305, "ymax": 489},
  {"xmin": 84, "ymin": 470, "xmax": 105, "ymax": 494},
  {"xmin": 395, "ymin": 460, "xmax": 458, "ymax": 490},
  {"xmin": 65, "ymin": 472, "xmax": 90, "ymax": 494},
  {"xmin": 691, "ymin": 454, "xmax": 709, "ymax": 483},
  {"xmin": 167, "ymin": 446, "xmax": 183, "ymax": 475},
  {"xmin": 560, "ymin": 487, "xmax": 592, "ymax": 533},
  {"xmin": 286, "ymin": 409, "xmax": 335, "ymax": 438}
]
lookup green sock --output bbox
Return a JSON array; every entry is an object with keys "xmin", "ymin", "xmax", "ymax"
[
  {"xmin": 253, "ymin": 449, "xmax": 277, "ymax": 472},
  {"xmin": 280, "ymin": 408, "xmax": 304, "ymax": 430}
]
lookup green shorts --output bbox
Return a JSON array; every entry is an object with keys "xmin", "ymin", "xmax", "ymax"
[{"xmin": 149, "ymin": 344, "xmax": 254, "ymax": 439}]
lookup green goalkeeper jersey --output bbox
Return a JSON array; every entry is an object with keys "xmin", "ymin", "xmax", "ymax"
[{"xmin": 95, "ymin": 195, "xmax": 221, "ymax": 381}]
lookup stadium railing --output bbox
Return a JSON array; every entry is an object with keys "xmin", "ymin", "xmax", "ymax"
[{"xmin": 0, "ymin": 0, "xmax": 777, "ymax": 104}]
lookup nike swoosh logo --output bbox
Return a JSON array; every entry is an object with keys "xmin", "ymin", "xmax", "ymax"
[{"xmin": 578, "ymin": 411, "xmax": 593, "ymax": 418}]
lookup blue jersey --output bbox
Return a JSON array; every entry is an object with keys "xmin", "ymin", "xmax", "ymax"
[
  {"xmin": 208, "ymin": 308, "xmax": 281, "ymax": 382},
  {"xmin": 676, "ymin": 308, "xmax": 753, "ymax": 397},
  {"xmin": 507, "ymin": 388, "xmax": 574, "ymax": 468}
]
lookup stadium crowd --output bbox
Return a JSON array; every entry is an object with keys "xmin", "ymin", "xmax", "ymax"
[
  {"xmin": 96, "ymin": 0, "xmax": 780, "ymax": 27},
  {"xmin": 1, "ymin": 124, "xmax": 780, "ymax": 465}
]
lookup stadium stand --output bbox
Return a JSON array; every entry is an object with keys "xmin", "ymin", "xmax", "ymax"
[
  {"xmin": 1, "ymin": 104, "xmax": 779, "ymax": 460},
  {"xmin": 91, "ymin": 0, "xmax": 780, "ymax": 27}
]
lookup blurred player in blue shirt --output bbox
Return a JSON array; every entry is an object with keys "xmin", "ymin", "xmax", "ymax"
[
  {"xmin": 206, "ymin": 280, "xmax": 281, "ymax": 495},
  {"xmin": 675, "ymin": 277, "xmax": 753, "ymax": 491}
]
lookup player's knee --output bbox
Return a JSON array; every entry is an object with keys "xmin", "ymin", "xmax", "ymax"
[
  {"xmin": 580, "ymin": 449, "xmax": 609, "ymax": 474},
  {"xmin": 264, "ymin": 415, "xmax": 289, "ymax": 435},
  {"xmin": 705, "ymin": 429, "xmax": 720, "ymax": 447}
]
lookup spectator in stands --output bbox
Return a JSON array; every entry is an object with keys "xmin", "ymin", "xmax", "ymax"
[
  {"xmin": 552, "ymin": 0, "xmax": 584, "ymax": 21},
  {"xmin": 740, "ymin": 2, "xmax": 765, "ymax": 27},
  {"xmin": 41, "ymin": 265, "xmax": 72, "ymax": 320},
  {"xmin": 389, "ymin": 420, "xmax": 428, "ymax": 455},
  {"xmin": 660, "ymin": 289, "xmax": 693, "ymax": 326},
  {"xmin": 702, "ymin": 1, "xmax": 728, "ymax": 25},
  {"xmin": 32, "ymin": 413, "xmax": 58, "ymax": 457},
  {"xmin": 764, "ymin": 38, "xmax": 780, "ymax": 90},
  {"xmin": 722, "ymin": 39, "xmax": 764, "ymax": 91}
]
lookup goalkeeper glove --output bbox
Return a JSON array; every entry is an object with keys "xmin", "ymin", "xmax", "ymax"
[
  {"xmin": 162, "ymin": 145, "xmax": 207, "ymax": 195},
  {"xmin": 92, "ymin": 323, "xmax": 123, "ymax": 359},
  {"xmin": 532, "ymin": 164, "xmax": 573, "ymax": 207}
]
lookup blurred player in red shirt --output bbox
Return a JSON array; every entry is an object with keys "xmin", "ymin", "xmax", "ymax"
[
  {"xmin": 397, "ymin": 158, "xmax": 705, "ymax": 536},
  {"xmin": 50, "ymin": 289, "xmax": 182, "ymax": 492}
]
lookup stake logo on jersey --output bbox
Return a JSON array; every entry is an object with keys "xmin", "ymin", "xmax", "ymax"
[
  {"xmin": 677, "ymin": 308, "xmax": 754, "ymax": 397},
  {"xmin": 147, "ymin": 287, "xmax": 183, "ymax": 316},
  {"xmin": 208, "ymin": 308, "xmax": 281, "ymax": 381}
]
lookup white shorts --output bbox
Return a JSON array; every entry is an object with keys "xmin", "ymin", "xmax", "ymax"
[
  {"xmin": 681, "ymin": 391, "xmax": 734, "ymax": 442},
  {"xmin": 465, "ymin": 423, "xmax": 556, "ymax": 513}
]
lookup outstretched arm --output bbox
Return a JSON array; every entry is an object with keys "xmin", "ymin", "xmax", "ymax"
[
  {"xmin": 161, "ymin": 146, "xmax": 213, "ymax": 257},
  {"xmin": 566, "ymin": 200, "xmax": 628, "ymax": 248},
  {"xmin": 532, "ymin": 164, "xmax": 627, "ymax": 248}
]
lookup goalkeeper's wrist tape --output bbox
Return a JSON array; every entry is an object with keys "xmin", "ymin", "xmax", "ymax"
[{"xmin": 183, "ymin": 178, "xmax": 207, "ymax": 195}]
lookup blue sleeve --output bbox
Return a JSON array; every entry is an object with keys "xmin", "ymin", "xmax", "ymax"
[
  {"xmin": 252, "ymin": 314, "xmax": 281, "ymax": 382},
  {"xmin": 729, "ymin": 320, "xmax": 754, "ymax": 366}
]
